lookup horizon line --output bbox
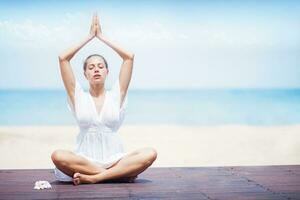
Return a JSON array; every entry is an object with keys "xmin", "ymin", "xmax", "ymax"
[{"xmin": 1, "ymin": 87, "xmax": 300, "ymax": 91}]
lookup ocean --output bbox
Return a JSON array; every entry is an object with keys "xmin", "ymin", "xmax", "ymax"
[{"xmin": 0, "ymin": 89, "xmax": 300, "ymax": 126}]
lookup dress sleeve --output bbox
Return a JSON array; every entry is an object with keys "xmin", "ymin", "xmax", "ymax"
[
  {"xmin": 66, "ymin": 78, "xmax": 84, "ymax": 116},
  {"xmin": 110, "ymin": 78, "xmax": 128, "ymax": 113}
]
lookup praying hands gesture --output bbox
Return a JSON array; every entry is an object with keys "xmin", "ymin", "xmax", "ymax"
[{"xmin": 88, "ymin": 13, "xmax": 103, "ymax": 40}]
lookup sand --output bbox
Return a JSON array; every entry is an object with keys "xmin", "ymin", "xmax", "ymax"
[{"xmin": 0, "ymin": 125, "xmax": 300, "ymax": 169}]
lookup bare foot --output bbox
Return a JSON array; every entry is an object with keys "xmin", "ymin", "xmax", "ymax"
[
  {"xmin": 127, "ymin": 175, "xmax": 138, "ymax": 183},
  {"xmin": 73, "ymin": 172, "xmax": 96, "ymax": 185}
]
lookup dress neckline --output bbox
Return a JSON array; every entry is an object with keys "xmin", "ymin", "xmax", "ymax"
[{"xmin": 88, "ymin": 91, "xmax": 108, "ymax": 120}]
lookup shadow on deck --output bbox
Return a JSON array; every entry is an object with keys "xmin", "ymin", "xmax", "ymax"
[{"xmin": 0, "ymin": 165, "xmax": 299, "ymax": 199}]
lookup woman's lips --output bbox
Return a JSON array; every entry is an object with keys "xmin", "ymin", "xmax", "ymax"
[{"xmin": 94, "ymin": 75, "xmax": 101, "ymax": 79}]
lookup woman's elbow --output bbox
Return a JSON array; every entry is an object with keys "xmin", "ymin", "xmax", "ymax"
[
  {"xmin": 58, "ymin": 55, "xmax": 70, "ymax": 62},
  {"xmin": 129, "ymin": 53, "xmax": 135, "ymax": 60},
  {"xmin": 124, "ymin": 53, "xmax": 134, "ymax": 61},
  {"xmin": 58, "ymin": 55, "xmax": 65, "ymax": 62},
  {"xmin": 130, "ymin": 53, "xmax": 134, "ymax": 60}
]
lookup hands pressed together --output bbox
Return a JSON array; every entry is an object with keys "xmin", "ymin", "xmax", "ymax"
[{"xmin": 89, "ymin": 13, "xmax": 103, "ymax": 40}]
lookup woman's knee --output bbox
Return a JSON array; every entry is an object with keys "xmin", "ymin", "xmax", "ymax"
[
  {"xmin": 51, "ymin": 149, "xmax": 70, "ymax": 166},
  {"xmin": 141, "ymin": 147, "xmax": 158, "ymax": 165}
]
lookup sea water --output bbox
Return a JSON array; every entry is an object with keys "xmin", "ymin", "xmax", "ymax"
[{"xmin": 0, "ymin": 89, "xmax": 299, "ymax": 126}]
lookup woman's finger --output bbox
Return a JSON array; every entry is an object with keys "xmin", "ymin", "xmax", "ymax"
[
  {"xmin": 92, "ymin": 14, "xmax": 96, "ymax": 26},
  {"xmin": 95, "ymin": 14, "xmax": 99, "ymax": 25},
  {"xmin": 89, "ymin": 14, "xmax": 97, "ymax": 37},
  {"xmin": 96, "ymin": 14, "xmax": 102, "ymax": 33}
]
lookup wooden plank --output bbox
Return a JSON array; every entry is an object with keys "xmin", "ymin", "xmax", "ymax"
[
  {"xmin": 167, "ymin": 167, "xmax": 286, "ymax": 200},
  {"xmin": 225, "ymin": 165, "xmax": 300, "ymax": 199},
  {"xmin": 0, "ymin": 166, "xmax": 299, "ymax": 199}
]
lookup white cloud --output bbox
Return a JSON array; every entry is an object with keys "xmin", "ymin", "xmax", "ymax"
[
  {"xmin": 2, "ymin": 11, "xmax": 295, "ymax": 51},
  {"xmin": 1, "ymin": 11, "xmax": 299, "ymax": 89},
  {"xmin": 0, "ymin": 14, "xmax": 191, "ymax": 49},
  {"xmin": 0, "ymin": 13, "xmax": 87, "ymax": 48}
]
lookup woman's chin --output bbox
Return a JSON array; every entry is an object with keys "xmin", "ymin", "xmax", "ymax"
[{"xmin": 92, "ymin": 80, "xmax": 104, "ymax": 85}]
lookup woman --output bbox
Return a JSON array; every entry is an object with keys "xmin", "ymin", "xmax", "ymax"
[{"xmin": 51, "ymin": 14, "xmax": 157, "ymax": 185}]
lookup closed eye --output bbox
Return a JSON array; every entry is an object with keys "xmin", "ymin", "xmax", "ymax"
[{"xmin": 98, "ymin": 64, "xmax": 104, "ymax": 68}]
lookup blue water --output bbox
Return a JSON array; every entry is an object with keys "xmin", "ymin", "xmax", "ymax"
[{"xmin": 0, "ymin": 89, "xmax": 300, "ymax": 126}]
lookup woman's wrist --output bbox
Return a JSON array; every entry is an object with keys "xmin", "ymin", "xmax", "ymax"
[
  {"xmin": 87, "ymin": 34, "xmax": 95, "ymax": 41},
  {"xmin": 96, "ymin": 34, "xmax": 103, "ymax": 41}
]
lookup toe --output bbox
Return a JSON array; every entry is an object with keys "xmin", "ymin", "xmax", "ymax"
[
  {"xmin": 73, "ymin": 178, "xmax": 80, "ymax": 186},
  {"xmin": 73, "ymin": 172, "xmax": 80, "ymax": 179}
]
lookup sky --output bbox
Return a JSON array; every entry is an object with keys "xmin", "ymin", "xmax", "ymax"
[{"xmin": 0, "ymin": 0, "xmax": 299, "ymax": 90}]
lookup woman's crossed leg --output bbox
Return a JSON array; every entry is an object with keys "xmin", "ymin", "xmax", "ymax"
[{"xmin": 51, "ymin": 147, "xmax": 157, "ymax": 185}]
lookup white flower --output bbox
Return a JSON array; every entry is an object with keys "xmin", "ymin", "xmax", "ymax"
[{"xmin": 33, "ymin": 180, "xmax": 52, "ymax": 190}]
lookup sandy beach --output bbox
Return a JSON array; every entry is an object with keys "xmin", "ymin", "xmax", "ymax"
[{"xmin": 0, "ymin": 125, "xmax": 299, "ymax": 169}]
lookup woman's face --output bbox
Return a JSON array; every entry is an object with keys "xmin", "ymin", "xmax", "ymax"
[{"xmin": 84, "ymin": 56, "xmax": 108, "ymax": 85}]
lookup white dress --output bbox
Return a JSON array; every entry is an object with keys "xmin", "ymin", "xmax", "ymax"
[{"xmin": 54, "ymin": 78, "xmax": 128, "ymax": 182}]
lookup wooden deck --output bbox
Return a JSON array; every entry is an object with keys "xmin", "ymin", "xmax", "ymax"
[{"xmin": 0, "ymin": 165, "xmax": 299, "ymax": 199}]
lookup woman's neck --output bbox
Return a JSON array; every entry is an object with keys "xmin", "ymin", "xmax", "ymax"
[{"xmin": 89, "ymin": 84, "xmax": 105, "ymax": 97}]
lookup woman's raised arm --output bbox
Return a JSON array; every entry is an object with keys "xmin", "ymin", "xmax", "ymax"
[
  {"xmin": 95, "ymin": 14, "xmax": 134, "ymax": 106},
  {"xmin": 58, "ymin": 15, "xmax": 97, "ymax": 106}
]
